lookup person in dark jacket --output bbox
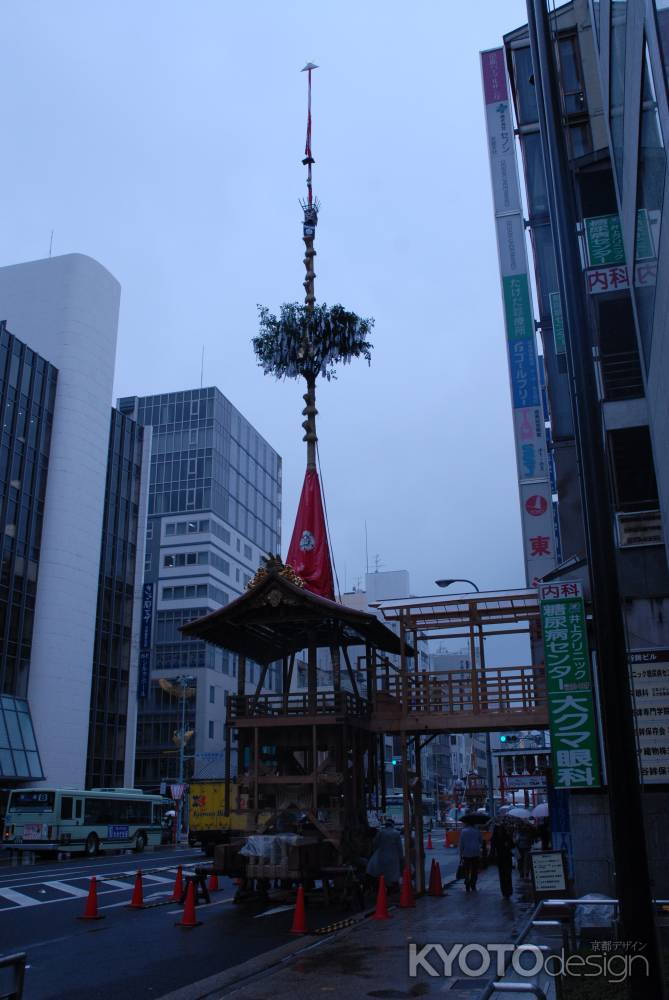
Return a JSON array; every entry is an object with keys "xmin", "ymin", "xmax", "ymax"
[
  {"xmin": 490, "ymin": 820, "xmax": 514, "ymax": 898},
  {"xmin": 366, "ymin": 819, "xmax": 404, "ymax": 888}
]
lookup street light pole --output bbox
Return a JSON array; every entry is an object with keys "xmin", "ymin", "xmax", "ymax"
[
  {"xmin": 435, "ymin": 577, "xmax": 496, "ymax": 817},
  {"xmin": 435, "ymin": 578, "xmax": 480, "ymax": 593}
]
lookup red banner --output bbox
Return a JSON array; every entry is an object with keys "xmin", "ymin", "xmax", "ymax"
[{"xmin": 286, "ymin": 469, "xmax": 334, "ymax": 600}]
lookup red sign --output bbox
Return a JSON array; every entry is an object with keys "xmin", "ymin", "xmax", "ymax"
[{"xmin": 525, "ymin": 494, "xmax": 548, "ymax": 517}]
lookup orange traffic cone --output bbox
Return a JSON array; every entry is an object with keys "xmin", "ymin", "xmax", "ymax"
[
  {"xmin": 170, "ymin": 865, "xmax": 183, "ymax": 903},
  {"xmin": 399, "ymin": 868, "xmax": 415, "ymax": 909},
  {"xmin": 290, "ymin": 885, "xmax": 307, "ymax": 934},
  {"xmin": 433, "ymin": 861, "xmax": 444, "ymax": 897},
  {"xmin": 427, "ymin": 833, "xmax": 433, "ymax": 850},
  {"xmin": 127, "ymin": 869, "xmax": 145, "ymax": 909},
  {"xmin": 207, "ymin": 872, "xmax": 219, "ymax": 892},
  {"xmin": 427, "ymin": 859, "xmax": 438, "ymax": 897},
  {"xmin": 373, "ymin": 875, "xmax": 391, "ymax": 920},
  {"xmin": 77, "ymin": 876, "xmax": 105, "ymax": 920},
  {"xmin": 176, "ymin": 880, "xmax": 201, "ymax": 928}
]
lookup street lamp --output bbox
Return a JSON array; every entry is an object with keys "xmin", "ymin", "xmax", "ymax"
[
  {"xmin": 434, "ymin": 576, "xmax": 495, "ymax": 817},
  {"xmin": 435, "ymin": 578, "xmax": 480, "ymax": 593}
]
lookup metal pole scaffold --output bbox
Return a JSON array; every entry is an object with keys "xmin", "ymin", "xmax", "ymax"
[{"xmin": 300, "ymin": 62, "xmax": 319, "ymax": 473}]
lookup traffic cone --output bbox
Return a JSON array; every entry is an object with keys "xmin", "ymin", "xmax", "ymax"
[
  {"xmin": 399, "ymin": 867, "xmax": 415, "ymax": 909},
  {"xmin": 427, "ymin": 833, "xmax": 433, "ymax": 850},
  {"xmin": 427, "ymin": 858, "xmax": 437, "ymax": 896},
  {"xmin": 372, "ymin": 875, "xmax": 391, "ymax": 920},
  {"xmin": 207, "ymin": 872, "xmax": 219, "ymax": 892},
  {"xmin": 433, "ymin": 861, "xmax": 444, "ymax": 897},
  {"xmin": 290, "ymin": 885, "xmax": 307, "ymax": 934},
  {"xmin": 170, "ymin": 865, "xmax": 183, "ymax": 903},
  {"xmin": 127, "ymin": 870, "xmax": 145, "ymax": 909},
  {"xmin": 77, "ymin": 876, "xmax": 105, "ymax": 920},
  {"xmin": 176, "ymin": 880, "xmax": 201, "ymax": 928}
]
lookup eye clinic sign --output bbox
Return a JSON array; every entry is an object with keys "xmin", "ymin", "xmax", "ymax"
[{"xmin": 539, "ymin": 582, "xmax": 601, "ymax": 789}]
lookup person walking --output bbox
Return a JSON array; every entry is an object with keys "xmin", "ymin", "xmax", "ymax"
[
  {"xmin": 514, "ymin": 824, "xmax": 533, "ymax": 879},
  {"xmin": 490, "ymin": 819, "xmax": 514, "ymax": 898},
  {"xmin": 366, "ymin": 818, "xmax": 404, "ymax": 889},
  {"xmin": 459, "ymin": 822, "xmax": 482, "ymax": 892}
]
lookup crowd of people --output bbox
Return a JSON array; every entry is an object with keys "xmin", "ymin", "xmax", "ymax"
[{"xmin": 363, "ymin": 811, "xmax": 551, "ymax": 899}]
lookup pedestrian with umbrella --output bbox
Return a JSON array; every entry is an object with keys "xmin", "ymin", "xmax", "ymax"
[{"xmin": 490, "ymin": 817, "xmax": 514, "ymax": 898}]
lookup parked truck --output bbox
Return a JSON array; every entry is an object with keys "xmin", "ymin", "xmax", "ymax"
[{"xmin": 188, "ymin": 780, "xmax": 264, "ymax": 856}]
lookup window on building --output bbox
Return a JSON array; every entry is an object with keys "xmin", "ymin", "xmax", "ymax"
[
  {"xmin": 146, "ymin": 522, "xmax": 153, "ymax": 540},
  {"xmin": 521, "ymin": 132, "xmax": 549, "ymax": 220},
  {"xmin": 557, "ymin": 32, "xmax": 591, "ymax": 157},
  {"xmin": 209, "ymin": 685, "xmax": 215, "ymax": 704},
  {"xmin": 208, "ymin": 720, "xmax": 214, "ymax": 739},
  {"xmin": 186, "ymin": 552, "xmax": 197, "ymax": 565},
  {"xmin": 166, "ymin": 523, "xmax": 175, "ymax": 536},
  {"xmin": 608, "ymin": 426, "xmax": 659, "ymax": 512},
  {"xmin": 596, "ymin": 297, "xmax": 643, "ymax": 400},
  {"xmin": 654, "ymin": 2, "xmax": 669, "ymax": 90},
  {"xmin": 609, "ymin": 1, "xmax": 628, "ymax": 184},
  {"xmin": 187, "ymin": 521, "xmax": 198, "ymax": 533},
  {"xmin": 243, "ymin": 544, "xmax": 252, "ymax": 560},
  {"xmin": 634, "ymin": 43, "xmax": 666, "ymax": 369},
  {"xmin": 512, "ymin": 46, "xmax": 539, "ymax": 125}
]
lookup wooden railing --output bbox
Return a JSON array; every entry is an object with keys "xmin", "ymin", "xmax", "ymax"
[
  {"xmin": 229, "ymin": 689, "xmax": 369, "ymax": 721},
  {"xmin": 376, "ymin": 666, "xmax": 546, "ymax": 716}
]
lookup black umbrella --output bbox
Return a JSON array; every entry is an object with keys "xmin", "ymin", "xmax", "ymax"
[{"xmin": 461, "ymin": 813, "xmax": 490, "ymax": 826}]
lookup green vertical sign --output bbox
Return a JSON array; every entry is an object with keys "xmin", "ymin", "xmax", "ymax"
[
  {"xmin": 539, "ymin": 582, "xmax": 601, "ymax": 789},
  {"xmin": 549, "ymin": 292, "xmax": 566, "ymax": 355}
]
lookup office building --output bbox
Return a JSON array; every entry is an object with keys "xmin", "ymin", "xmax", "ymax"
[
  {"xmin": 494, "ymin": 0, "xmax": 669, "ymax": 893},
  {"xmin": 0, "ymin": 322, "xmax": 56, "ymax": 783},
  {"xmin": 118, "ymin": 388, "xmax": 282, "ymax": 791},
  {"xmin": 86, "ymin": 408, "xmax": 150, "ymax": 789},
  {"xmin": 0, "ymin": 254, "xmax": 128, "ymax": 788}
]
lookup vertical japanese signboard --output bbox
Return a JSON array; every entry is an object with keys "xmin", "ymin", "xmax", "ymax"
[
  {"xmin": 630, "ymin": 649, "xmax": 669, "ymax": 784},
  {"xmin": 539, "ymin": 582, "xmax": 601, "ymax": 788},
  {"xmin": 481, "ymin": 48, "xmax": 557, "ymax": 587},
  {"xmin": 138, "ymin": 582, "xmax": 153, "ymax": 700}
]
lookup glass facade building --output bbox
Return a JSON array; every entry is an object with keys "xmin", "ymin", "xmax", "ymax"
[
  {"xmin": 86, "ymin": 408, "xmax": 145, "ymax": 789},
  {"xmin": 0, "ymin": 322, "xmax": 55, "ymax": 782},
  {"xmin": 118, "ymin": 387, "xmax": 282, "ymax": 791}
]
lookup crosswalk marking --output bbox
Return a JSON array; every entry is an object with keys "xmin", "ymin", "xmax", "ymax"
[
  {"xmin": 0, "ymin": 887, "xmax": 41, "ymax": 907},
  {"xmin": 43, "ymin": 880, "xmax": 89, "ymax": 898},
  {"xmin": 98, "ymin": 879, "xmax": 134, "ymax": 889},
  {"xmin": 142, "ymin": 874, "xmax": 173, "ymax": 885}
]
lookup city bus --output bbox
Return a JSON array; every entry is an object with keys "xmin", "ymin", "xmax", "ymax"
[
  {"xmin": 2, "ymin": 787, "xmax": 170, "ymax": 856},
  {"xmin": 383, "ymin": 792, "xmax": 436, "ymax": 825}
]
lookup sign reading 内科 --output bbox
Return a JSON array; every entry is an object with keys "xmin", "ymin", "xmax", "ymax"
[
  {"xmin": 481, "ymin": 47, "xmax": 556, "ymax": 589},
  {"xmin": 630, "ymin": 649, "xmax": 669, "ymax": 784},
  {"xmin": 539, "ymin": 582, "xmax": 601, "ymax": 789}
]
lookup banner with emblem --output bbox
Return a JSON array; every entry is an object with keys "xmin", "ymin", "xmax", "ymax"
[
  {"xmin": 539, "ymin": 582, "xmax": 601, "ymax": 789},
  {"xmin": 286, "ymin": 469, "xmax": 334, "ymax": 600}
]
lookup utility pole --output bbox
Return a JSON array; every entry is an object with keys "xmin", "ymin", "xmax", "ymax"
[{"xmin": 526, "ymin": 3, "xmax": 663, "ymax": 993}]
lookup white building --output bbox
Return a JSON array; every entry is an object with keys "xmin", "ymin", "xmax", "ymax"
[{"xmin": 0, "ymin": 254, "xmax": 122, "ymax": 787}]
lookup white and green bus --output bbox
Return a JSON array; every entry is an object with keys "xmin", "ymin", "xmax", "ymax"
[{"xmin": 2, "ymin": 787, "xmax": 170, "ymax": 856}]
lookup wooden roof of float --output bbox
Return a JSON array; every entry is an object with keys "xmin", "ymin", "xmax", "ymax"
[{"xmin": 180, "ymin": 568, "xmax": 410, "ymax": 664}]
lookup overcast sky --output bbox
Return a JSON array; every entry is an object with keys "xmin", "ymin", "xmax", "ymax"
[{"xmin": 0, "ymin": 1, "xmax": 532, "ymax": 629}]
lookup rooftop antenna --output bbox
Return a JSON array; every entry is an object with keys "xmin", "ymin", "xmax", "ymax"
[
  {"xmin": 49, "ymin": 230, "xmax": 54, "ymax": 257},
  {"xmin": 200, "ymin": 345, "xmax": 205, "ymax": 388},
  {"xmin": 364, "ymin": 520, "xmax": 369, "ymax": 575}
]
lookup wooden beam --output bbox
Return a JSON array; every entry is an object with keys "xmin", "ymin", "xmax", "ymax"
[{"xmin": 341, "ymin": 644, "xmax": 361, "ymax": 700}]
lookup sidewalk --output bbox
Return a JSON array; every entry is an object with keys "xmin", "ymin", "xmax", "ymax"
[{"xmin": 163, "ymin": 857, "xmax": 540, "ymax": 1000}]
